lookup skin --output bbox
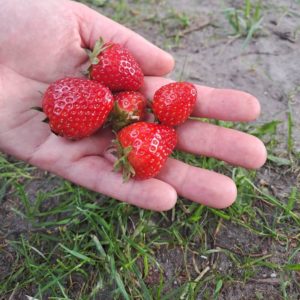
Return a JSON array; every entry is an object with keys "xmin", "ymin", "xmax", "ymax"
[{"xmin": 0, "ymin": 0, "xmax": 267, "ymax": 211}]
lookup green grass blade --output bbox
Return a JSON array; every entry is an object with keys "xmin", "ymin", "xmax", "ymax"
[
  {"xmin": 267, "ymin": 155, "xmax": 291, "ymax": 166},
  {"xmin": 253, "ymin": 1, "xmax": 262, "ymax": 22},
  {"xmin": 213, "ymin": 279, "xmax": 223, "ymax": 300},
  {"xmin": 59, "ymin": 243, "xmax": 92, "ymax": 262},
  {"xmin": 284, "ymin": 264, "xmax": 300, "ymax": 271},
  {"xmin": 244, "ymin": 0, "xmax": 251, "ymax": 18},
  {"xmin": 242, "ymin": 17, "xmax": 264, "ymax": 48},
  {"xmin": 110, "ymin": 257, "xmax": 130, "ymax": 300},
  {"xmin": 287, "ymin": 109, "xmax": 294, "ymax": 153},
  {"xmin": 286, "ymin": 187, "xmax": 299, "ymax": 211}
]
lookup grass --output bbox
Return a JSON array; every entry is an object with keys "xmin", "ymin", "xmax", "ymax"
[
  {"xmin": 223, "ymin": 0, "xmax": 264, "ymax": 48},
  {"xmin": 0, "ymin": 116, "xmax": 299, "ymax": 299},
  {"xmin": 1, "ymin": 0, "xmax": 300, "ymax": 299}
]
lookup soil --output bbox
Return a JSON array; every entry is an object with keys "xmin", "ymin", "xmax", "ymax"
[
  {"xmin": 128, "ymin": 0, "xmax": 300, "ymax": 151},
  {"xmin": 1, "ymin": 0, "xmax": 300, "ymax": 299}
]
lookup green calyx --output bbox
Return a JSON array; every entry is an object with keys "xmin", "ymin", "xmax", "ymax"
[
  {"xmin": 113, "ymin": 139, "xmax": 135, "ymax": 182},
  {"xmin": 111, "ymin": 102, "xmax": 140, "ymax": 132},
  {"xmin": 86, "ymin": 37, "xmax": 113, "ymax": 66}
]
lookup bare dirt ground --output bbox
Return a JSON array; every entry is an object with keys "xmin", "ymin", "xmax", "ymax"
[
  {"xmin": 126, "ymin": 0, "xmax": 300, "ymax": 150},
  {"xmin": 0, "ymin": 0, "xmax": 299, "ymax": 299}
]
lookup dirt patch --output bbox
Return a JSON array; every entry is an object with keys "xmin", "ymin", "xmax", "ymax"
[
  {"xmin": 142, "ymin": 245, "xmax": 209, "ymax": 287},
  {"xmin": 219, "ymin": 282, "xmax": 282, "ymax": 300}
]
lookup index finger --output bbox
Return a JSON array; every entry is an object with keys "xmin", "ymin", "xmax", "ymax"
[{"xmin": 141, "ymin": 77, "xmax": 261, "ymax": 122}]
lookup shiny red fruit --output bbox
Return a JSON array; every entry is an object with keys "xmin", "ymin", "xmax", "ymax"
[
  {"xmin": 152, "ymin": 82, "xmax": 197, "ymax": 126},
  {"xmin": 111, "ymin": 91, "xmax": 147, "ymax": 131},
  {"xmin": 42, "ymin": 77, "xmax": 114, "ymax": 139},
  {"xmin": 115, "ymin": 122, "xmax": 177, "ymax": 180},
  {"xmin": 89, "ymin": 39, "xmax": 144, "ymax": 92}
]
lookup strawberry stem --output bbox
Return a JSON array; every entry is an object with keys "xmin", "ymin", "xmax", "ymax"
[
  {"xmin": 88, "ymin": 37, "xmax": 113, "ymax": 65},
  {"xmin": 113, "ymin": 140, "xmax": 135, "ymax": 181},
  {"xmin": 110, "ymin": 102, "xmax": 140, "ymax": 132}
]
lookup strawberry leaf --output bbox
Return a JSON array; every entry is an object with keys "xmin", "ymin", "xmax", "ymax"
[{"xmin": 113, "ymin": 141, "xmax": 135, "ymax": 181}]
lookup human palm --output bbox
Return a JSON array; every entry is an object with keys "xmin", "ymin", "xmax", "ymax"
[{"xmin": 0, "ymin": 0, "xmax": 267, "ymax": 210}]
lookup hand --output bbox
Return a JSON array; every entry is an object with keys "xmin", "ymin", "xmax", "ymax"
[{"xmin": 0, "ymin": 0, "xmax": 267, "ymax": 211}]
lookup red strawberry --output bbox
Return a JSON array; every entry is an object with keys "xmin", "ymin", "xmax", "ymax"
[
  {"xmin": 114, "ymin": 122, "xmax": 177, "ymax": 180},
  {"xmin": 152, "ymin": 82, "xmax": 197, "ymax": 126},
  {"xmin": 88, "ymin": 38, "xmax": 144, "ymax": 92},
  {"xmin": 110, "ymin": 91, "xmax": 147, "ymax": 131},
  {"xmin": 42, "ymin": 77, "xmax": 114, "ymax": 139}
]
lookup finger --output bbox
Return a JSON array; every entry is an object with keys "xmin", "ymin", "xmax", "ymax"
[
  {"xmin": 157, "ymin": 158, "xmax": 237, "ymax": 208},
  {"xmin": 176, "ymin": 120, "xmax": 267, "ymax": 169},
  {"xmin": 141, "ymin": 77, "xmax": 261, "ymax": 121},
  {"xmin": 73, "ymin": 2, "xmax": 174, "ymax": 76},
  {"xmin": 64, "ymin": 156, "xmax": 177, "ymax": 211}
]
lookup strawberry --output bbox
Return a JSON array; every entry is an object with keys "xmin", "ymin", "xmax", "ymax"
[
  {"xmin": 88, "ymin": 38, "xmax": 144, "ymax": 92},
  {"xmin": 110, "ymin": 91, "xmax": 147, "ymax": 131},
  {"xmin": 42, "ymin": 77, "xmax": 114, "ymax": 139},
  {"xmin": 152, "ymin": 82, "xmax": 197, "ymax": 126},
  {"xmin": 114, "ymin": 122, "xmax": 177, "ymax": 180}
]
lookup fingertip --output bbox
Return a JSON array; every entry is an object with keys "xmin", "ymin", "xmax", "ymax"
[
  {"xmin": 244, "ymin": 92, "xmax": 261, "ymax": 121},
  {"xmin": 214, "ymin": 177, "xmax": 237, "ymax": 209},
  {"xmin": 151, "ymin": 184, "xmax": 178, "ymax": 211},
  {"xmin": 144, "ymin": 46, "xmax": 175, "ymax": 76},
  {"xmin": 128, "ymin": 178, "xmax": 178, "ymax": 211},
  {"xmin": 161, "ymin": 52, "xmax": 175, "ymax": 75},
  {"xmin": 193, "ymin": 87, "xmax": 263, "ymax": 121},
  {"xmin": 251, "ymin": 138, "xmax": 268, "ymax": 169},
  {"xmin": 238, "ymin": 134, "xmax": 267, "ymax": 170}
]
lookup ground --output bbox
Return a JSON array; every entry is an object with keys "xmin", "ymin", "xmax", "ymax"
[{"xmin": 0, "ymin": 0, "xmax": 300, "ymax": 299}]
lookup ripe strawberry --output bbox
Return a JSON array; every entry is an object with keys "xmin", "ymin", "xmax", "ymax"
[
  {"xmin": 152, "ymin": 82, "xmax": 197, "ymax": 126},
  {"xmin": 114, "ymin": 122, "xmax": 177, "ymax": 180},
  {"xmin": 88, "ymin": 38, "xmax": 144, "ymax": 92},
  {"xmin": 42, "ymin": 77, "xmax": 114, "ymax": 139},
  {"xmin": 110, "ymin": 91, "xmax": 147, "ymax": 131}
]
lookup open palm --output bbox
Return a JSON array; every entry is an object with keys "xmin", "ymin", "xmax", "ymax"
[{"xmin": 0, "ymin": 0, "xmax": 266, "ymax": 211}]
